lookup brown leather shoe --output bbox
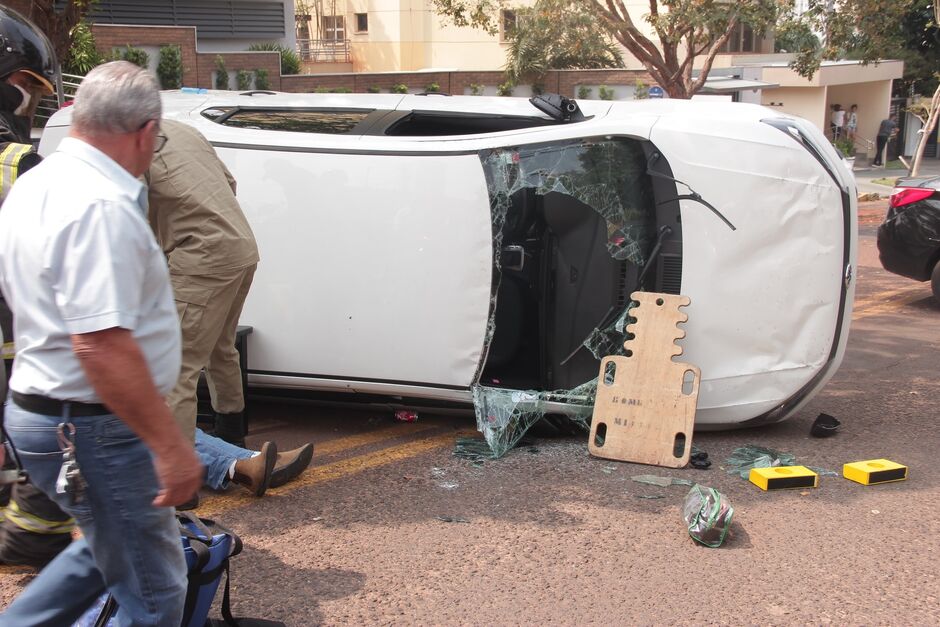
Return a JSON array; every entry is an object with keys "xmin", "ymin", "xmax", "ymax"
[
  {"xmin": 269, "ymin": 443, "xmax": 314, "ymax": 488},
  {"xmin": 231, "ymin": 442, "xmax": 277, "ymax": 497}
]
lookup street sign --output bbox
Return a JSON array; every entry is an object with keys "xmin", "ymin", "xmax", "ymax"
[{"xmin": 648, "ymin": 86, "xmax": 665, "ymax": 99}]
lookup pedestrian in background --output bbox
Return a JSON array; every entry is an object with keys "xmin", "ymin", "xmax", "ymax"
[
  {"xmin": 846, "ymin": 104, "xmax": 858, "ymax": 141},
  {"xmin": 830, "ymin": 104, "xmax": 845, "ymax": 140},
  {"xmin": 873, "ymin": 115, "xmax": 898, "ymax": 167},
  {"xmin": 0, "ymin": 61, "xmax": 202, "ymax": 626},
  {"xmin": 147, "ymin": 119, "xmax": 313, "ymax": 503}
]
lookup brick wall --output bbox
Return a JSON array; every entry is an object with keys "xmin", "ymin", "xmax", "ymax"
[
  {"xmin": 197, "ymin": 52, "xmax": 282, "ymax": 91},
  {"xmin": 90, "ymin": 24, "xmax": 280, "ymax": 90},
  {"xmin": 92, "ymin": 25, "xmax": 200, "ymax": 86}
]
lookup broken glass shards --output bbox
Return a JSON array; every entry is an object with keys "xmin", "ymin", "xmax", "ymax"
[
  {"xmin": 682, "ymin": 485, "xmax": 734, "ymax": 548},
  {"xmin": 453, "ymin": 436, "xmax": 495, "ymax": 466},
  {"xmin": 724, "ymin": 445, "xmax": 797, "ymax": 479},
  {"xmin": 724, "ymin": 445, "xmax": 839, "ymax": 479},
  {"xmin": 480, "ymin": 139, "xmax": 655, "ymax": 266},
  {"xmin": 631, "ymin": 475, "xmax": 694, "ymax": 488},
  {"xmin": 472, "ymin": 383, "xmax": 595, "ymax": 458}
]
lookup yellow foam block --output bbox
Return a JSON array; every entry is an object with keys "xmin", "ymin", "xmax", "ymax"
[
  {"xmin": 749, "ymin": 466, "xmax": 819, "ymax": 491},
  {"xmin": 843, "ymin": 459, "xmax": 908, "ymax": 485}
]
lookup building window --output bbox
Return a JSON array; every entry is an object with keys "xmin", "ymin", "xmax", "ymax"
[
  {"xmin": 500, "ymin": 9, "xmax": 517, "ymax": 42},
  {"xmin": 323, "ymin": 15, "xmax": 346, "ymax": 41},
  {"xmin": 355, "ymin": 13, "xmax": 368, "ymax": 33},
  {"xmin": 720, "ymin": 22, "xmax": 760, "ymax": 54}
]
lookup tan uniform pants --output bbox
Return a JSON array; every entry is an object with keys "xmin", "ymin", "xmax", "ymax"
[{"xmin": 166, "ymin": 264, "xmax": 256, "ymax": 442}]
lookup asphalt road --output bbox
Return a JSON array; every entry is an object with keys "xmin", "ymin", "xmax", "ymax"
[{"xmin": 2, "ymin": 200, "xmax": 939, "ymax": 625}]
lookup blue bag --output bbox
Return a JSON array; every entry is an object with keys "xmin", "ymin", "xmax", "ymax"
[{"xmin": 74, "ymin": 513, "xmax": 242, "ymax": 627}]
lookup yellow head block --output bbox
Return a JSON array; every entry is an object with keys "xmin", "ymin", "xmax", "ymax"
[
  {"xmin": 843, "ymin": 459, "xmax": 908, "ymax": 485},
  {"xmin": 749, "ymin": 466, "xmax": 819, "ymax": 491}
]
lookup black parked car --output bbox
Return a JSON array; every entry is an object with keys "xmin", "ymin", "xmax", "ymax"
[{"xmin": 877, "ymin": 176, "xmax": 940, "ymax": 300}]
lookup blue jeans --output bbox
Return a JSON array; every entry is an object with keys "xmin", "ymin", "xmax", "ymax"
[
  {"xmin": 0, "ymin": 402, "xmax": 186, "ymax": 627},
  {"xmin": 195, "ymin": 427, "xmax": 253, "ymax": 490}
]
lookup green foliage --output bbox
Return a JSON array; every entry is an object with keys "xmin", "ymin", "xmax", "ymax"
[
  {"xmin": 367, "ymin": 85, "xmax": 382, "ymax": 93},
  {"xmin": 531, "ymin": 83, "xmax": 544, "ymax": 96},
  {"xmin": 890, "ymin": 0, "xmax": 940, "ymax": 96},
  {"xmin": 782, "ymin": 0, "xmax": 917, "ymax": 81},
  {"xmin": 314, "ymin": 86, "xmax": 331, "ymax": 93},
  {"xmin": 64, "ymin": 20, "xmax": 103, "ymax": 75},
  {"xmin": 497, "ymin": 80, "xmax": 514, "ymax": 96},
  {"xmin": 331, "ymin": 86, "xmax": 353, "ymax": 93},
  {"xmin": 634, "ymin": 79, "xmax": 649, "ymax": 100},
  {"xmin": 157, "ymin": 45, "xmax": 182, "ymax": 90},
  {"xmin": 504, "ymin": 0, "xmax": 623, "ymax": 84},
  {"xmin": 391, "ymin": 83, "xmax": 408, "ymax": 94},
  {"xmin": 215, "ymin": 56, "xmax": 229, "ymax": 90},
  {"xmin": 255, "ymin": 68, "xmax": 270, "ymax": 90},
  {"xmin": 425, "ymin": 82, "xmax": 441, "ymax": 92},
  {"xmin": 433, "ymin": 0, "xmax": 779, "ymax": 98},
  {"xmin": 247, "ymin": 42, "xmax": 302, "ymax": 75},
  {"xmin": 119, "ymin": 45, "xmax": 149, "ymax": 69},
  {"xmin": 598, "ymin": 84, "xmax": 614, "ymax": 101},
  {"xmin": 236, "ymin": 70, "xmax": 253, "ymax": 91},
  {"xmin": 774, "ymin": 20, "xmax": 820, "ymax": 54},
  {"xmin": 834, "ymin": 136, "xmax": 856, "ymax": 158},
  {"xmin": 469, "ymin": 83, "xmax": 485, "ymax": 95},
  {"xmin": 577, "ymin": 85, "xmax": 592, "ymax": 99}
]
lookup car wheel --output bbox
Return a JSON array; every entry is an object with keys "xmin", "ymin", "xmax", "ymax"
[{"xmin": 932, "ymin": 260, "xmax": 940, "ymax": 303}]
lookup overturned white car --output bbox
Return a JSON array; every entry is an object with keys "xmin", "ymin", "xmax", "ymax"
[{"xmin": 41, "ymin": 91, "xmax": 856, "ymax": 451}]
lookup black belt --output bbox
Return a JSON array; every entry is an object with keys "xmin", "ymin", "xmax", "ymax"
[{"xmin": 12, "ymin": 392, "xmax": 110, "ymax": 417}]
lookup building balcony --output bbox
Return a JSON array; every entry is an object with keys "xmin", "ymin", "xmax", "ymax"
[{"xmin": 297, "ymin": 38, "xmax": 351, "ymax": 63}]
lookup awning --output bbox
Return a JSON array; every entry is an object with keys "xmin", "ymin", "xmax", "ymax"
[{"xmin": 700, "ymin": 77, "xmax": 779, "ymax": 93}]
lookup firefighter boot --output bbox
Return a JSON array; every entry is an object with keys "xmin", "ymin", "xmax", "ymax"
[{"xmin": 213, "ymin": 411, "xmax": 247, "ymax": 447}]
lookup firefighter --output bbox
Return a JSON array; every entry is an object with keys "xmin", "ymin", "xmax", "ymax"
[{"xmin": 0, "ymin": 5, "xmax": 75, "ymax": 567}]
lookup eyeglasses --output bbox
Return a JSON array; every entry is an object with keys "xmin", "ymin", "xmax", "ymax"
[{"xmin": 153, "ymin": 133, "xmax": 168, "ymax": 153}]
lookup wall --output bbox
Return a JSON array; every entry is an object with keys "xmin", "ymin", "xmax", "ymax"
[
  {"xmin": 91, "ymin": 24, "xmax": 282, "ymax": 90},
  {"xmin": 761, "ymin": 85, "xmax": 827, "ymax": 130}
]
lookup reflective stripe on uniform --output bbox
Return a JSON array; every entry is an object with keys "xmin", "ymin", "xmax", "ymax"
[
  {"xmin": 0, "ymin": 142, "xmax": 33, "ymax": 202},
  {"xmin": 2, "ymin": 340, "xmax": 15, "ymax": 360},
  {"xmin": 3, "ymin": 500, "xmax": 75, "ymax": 535}
]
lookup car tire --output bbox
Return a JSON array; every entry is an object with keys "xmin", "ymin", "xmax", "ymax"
[{"xmin": 932, "ymin": 260, "xmax": 940, "ymax": 303}]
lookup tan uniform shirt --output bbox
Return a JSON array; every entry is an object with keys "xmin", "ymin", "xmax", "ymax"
[{"xmin": 146, "ymin": 119, "xmax": 259, "ymax": 275}]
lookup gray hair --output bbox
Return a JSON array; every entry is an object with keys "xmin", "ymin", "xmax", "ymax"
[{"xmin": 72, "ymin": 61, "xmax": 161, "ymax": 135}]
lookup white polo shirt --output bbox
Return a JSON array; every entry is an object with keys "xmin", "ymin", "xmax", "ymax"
[{"xmin": 0, "ymin": 137, "xmax": 181, "ymax": 401}]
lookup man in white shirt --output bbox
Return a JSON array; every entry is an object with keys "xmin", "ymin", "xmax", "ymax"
[{"xmin": 0, "ymin": 61, "xmax": 202, "ymax": 626}]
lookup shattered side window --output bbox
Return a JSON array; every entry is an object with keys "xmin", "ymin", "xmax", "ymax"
[
  {"xmin": 480, "ymin": 138, "xmax": 653, "ymax": 265},
  {"xmin": 472, "ymin": 138, "xmax": 656, "ymax": 457}
]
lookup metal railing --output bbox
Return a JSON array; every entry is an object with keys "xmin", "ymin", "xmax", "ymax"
[
  {"xmin": 34, "ymin": 73, "xmax": 84, "ymax": 129},
  {"xmin": 296, "ymin": 38, "xmax": 351, "ymax": 64}
]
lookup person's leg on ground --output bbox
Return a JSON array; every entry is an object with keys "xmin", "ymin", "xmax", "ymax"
[{"xmin": 196, "ymin": 427, "xmax": 254, "ymax": 489}]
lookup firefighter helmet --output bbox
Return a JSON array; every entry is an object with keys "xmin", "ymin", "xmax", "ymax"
[{"xmin": 0, "ymin": 6, "xmax": 58, "ymax": 94}]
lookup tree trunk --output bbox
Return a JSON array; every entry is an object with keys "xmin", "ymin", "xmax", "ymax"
[{"xmin": 910, "ymin": 84, "xmax": 940, "ymax": 178}]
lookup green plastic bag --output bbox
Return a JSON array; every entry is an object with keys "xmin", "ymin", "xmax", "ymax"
[{"xmin": 682, "ymin": 485, "xmax": 734, "ymax": 548}]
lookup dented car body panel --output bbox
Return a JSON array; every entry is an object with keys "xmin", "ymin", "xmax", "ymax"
[{"xmin": 39, "ymin": 92, "xmax": 856, "ymax": 432}]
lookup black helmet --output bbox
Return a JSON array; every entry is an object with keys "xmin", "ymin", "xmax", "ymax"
[{"xmin": 0, "ymin": 6, "xmax": 58, "ymax": 94}]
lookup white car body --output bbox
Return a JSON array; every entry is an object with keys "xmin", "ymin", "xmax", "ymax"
[{"xmin": 40, "ymin": 91, "xmax": 856, "ymax": 429}]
